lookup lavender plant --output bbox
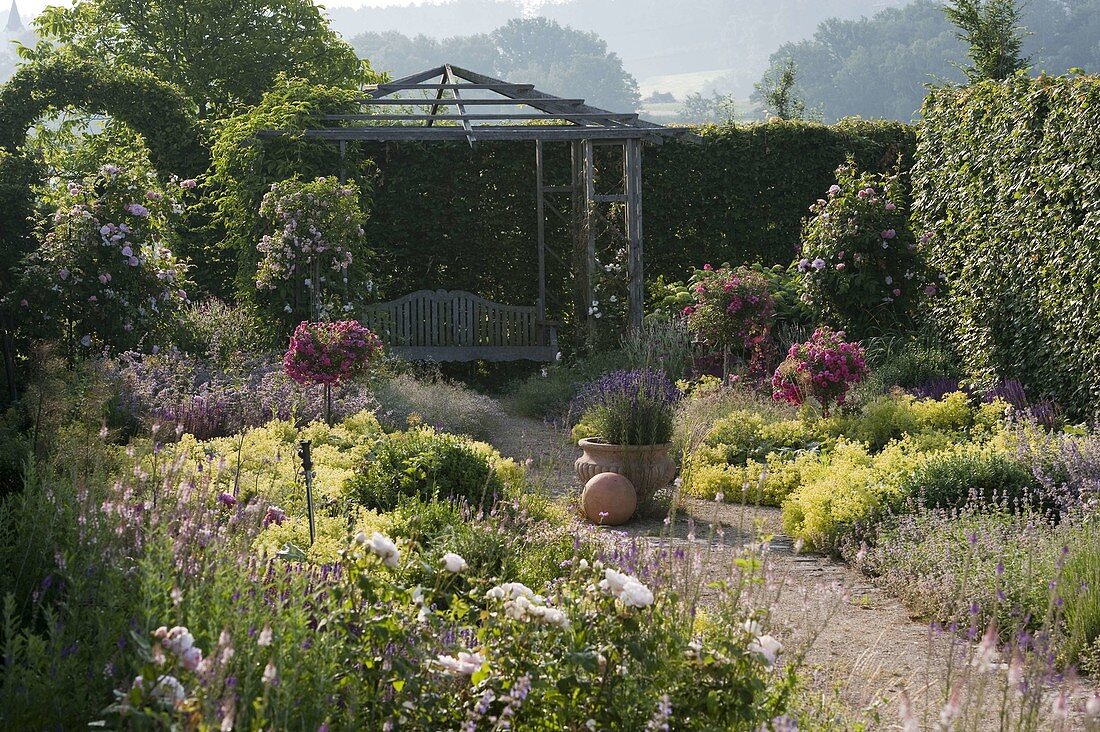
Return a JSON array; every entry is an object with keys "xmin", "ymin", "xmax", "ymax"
[{"xmin": 575, "ymin": 369, "xmax": 682, "ymax": 445}]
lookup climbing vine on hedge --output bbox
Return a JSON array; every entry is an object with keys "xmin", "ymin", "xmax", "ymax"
[{"xmin": 913, "ymin": 73, "xmax": 1100, "ymax": 419}]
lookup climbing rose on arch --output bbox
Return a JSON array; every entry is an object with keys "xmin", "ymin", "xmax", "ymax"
[
  {"xmin": 283, "ymin": 320, "xmax": 382, "ymax": 386},
  {"xmin": 771, "ymin": 326, "xmax": 867, "ymax": 416}
]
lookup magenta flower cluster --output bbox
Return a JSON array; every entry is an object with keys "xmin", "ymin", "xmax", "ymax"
[
  {"xmin": 771, "ymin": 327, "xmax": 868, "ymax": 415},
  {"xmin": 283, "ymin": 320, "xmax": 382, "ymax": 386}
]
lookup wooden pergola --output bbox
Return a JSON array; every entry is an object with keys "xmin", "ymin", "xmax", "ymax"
[{"xmin": 260, "ymin": 63, "xmax": 693, "ymax": 344}]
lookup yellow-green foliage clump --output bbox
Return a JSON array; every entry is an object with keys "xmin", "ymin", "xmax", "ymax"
[
  {"xmin": 780, "ymin": 437, "xmax": 917, "ymax": 550},
  {"xmin": 684, "ymin": 456, "xmax": 803, "ymax": 506},
  {"xmin": 140, "ymin": 411, "xmax": 383, "ymax": 512},
  {"xmin": 678, "ymin": 389, "xmax": 1019, "ymax": 546},
  {"xmin": 253, "ymin": 506, "xmax": 389, "ymax": 563}
]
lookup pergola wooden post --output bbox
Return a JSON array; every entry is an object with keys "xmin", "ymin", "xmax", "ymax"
[{"xmin": 263, "ymin": 64, "xmax": 693, "ymax": 343}]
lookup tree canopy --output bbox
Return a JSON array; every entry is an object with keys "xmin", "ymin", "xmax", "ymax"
[
  {"xmin": 29, "ymin": 0, "xmax": 369, "ymax": 119},
  {"xmin": 350, "ymin": 17, "xmax": 640, "ymax": 112},
  {"xmin": 755, "ymin": 0, "xmax": 1100, "ymax": 122}
]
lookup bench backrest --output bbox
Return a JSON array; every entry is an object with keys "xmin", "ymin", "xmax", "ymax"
[{"xmin": 361, "ymin": 290, "xmax": 556, "ymax": 361}]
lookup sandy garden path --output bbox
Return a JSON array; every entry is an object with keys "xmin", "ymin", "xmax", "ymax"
[{"xmin": 482, "ymin": 403, "xmax": 1097, "ymax": 730}]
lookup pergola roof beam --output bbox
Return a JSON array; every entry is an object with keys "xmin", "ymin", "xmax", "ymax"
[
  {"xmin": 447, "ymin": 65, "xmax": 647, "ymax": 129},
  {"xmin": 353, "ymin": 97, "xmax": 587, "ymax": 106},
  {"xmin": 260, "ymin": 127, "xmax": 682, "ymax": 142},
  {"xmin": 321, "ymin": 113, "xmax": 639, "ymax": 122},
  {"xmin": 444, "ymin": 64, "xmax": 476, "ymax": 148},
  {"xmin": 363, "ymin": 83, "xmax": 535, "ymax": 94}
]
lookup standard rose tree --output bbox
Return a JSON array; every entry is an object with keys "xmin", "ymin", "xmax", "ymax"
[
  {"xmin": 771, "ymin": 326, "xmax": 868, "ymax": 416},
  {"xmin": 683, "ymin": 264, "xmax": 776, "ymax": 377},
  {"xmin": 797, "ymin": 160, "xmax": 938, "ymax": 338},
  {"xmin": 283, "ymin": 320, "xmax": 383, "ymax": 424}
]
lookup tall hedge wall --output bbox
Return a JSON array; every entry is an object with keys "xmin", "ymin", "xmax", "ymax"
[
  {"xmin": 360, "ymin": 119, "xmax": 915, "ymax": 311},
  {"xmin": 913, "ymin": 74, "xmax": 1100, "ymax": 418}
]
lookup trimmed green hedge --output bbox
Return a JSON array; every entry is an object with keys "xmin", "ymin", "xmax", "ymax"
[
  {"xmin": 913, "ymin": 74, "xmax": 1100, "ymax": 419},
  {"xmin": 355, "ymin": 119, "xmax": 915, "ymax": 311},
  {"xmin": 644, "ymin": 119, "xmax": 915, "ymax": 275}
]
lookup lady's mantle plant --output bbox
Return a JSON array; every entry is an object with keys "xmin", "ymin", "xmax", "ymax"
[
  {"xmin": 283, "ymin": 319, "xmax": 382, "ymax": 423},
  {"xmin": 772, "ymin": 326, "xmax": 868, "ymax": 416},
  {"xmin": 797, "ymin": 161, "xmax": 934, "ymax": 337},
  {"xmin": 576, "ymin": 369, "xmax": 682, "ymax": 445},
  {"xmin": 683, "ymin": 264, "xmax": 775, "ymax": 375},
  {"xmin": 18, "ymin": 163, "xmax": 192, "ymax": 357},
  {"xmin": 256, "ymin": 176, "xmax": 369, "ymax": 325}
]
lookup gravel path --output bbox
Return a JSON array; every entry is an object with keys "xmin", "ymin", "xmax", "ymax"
[{"xmin": 484, "ymin": 405, "xmax": 1097, "ymax": 730}]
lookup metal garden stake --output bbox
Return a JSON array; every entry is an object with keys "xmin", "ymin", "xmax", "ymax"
[{"xmin": 298, "ymin": 439, "xmax": 316, "ymax": 546}]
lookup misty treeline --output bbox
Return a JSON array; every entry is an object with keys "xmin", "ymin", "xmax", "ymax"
[{"xmin": 760, "ymin": 0, "xmax": 1100, "ymax": 122}]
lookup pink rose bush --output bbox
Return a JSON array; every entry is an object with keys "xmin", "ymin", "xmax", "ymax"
[
  {"xmin": 256, "ymin": 177, "xmax": 369, "ymax": 323},
  {"xmin": 683, "ymin": 264, "xmax": 775, "ymax": 372},
  {"xmin": 283, "ymin": 320, "xmax": 382, "ymax": 386},
  {"xmin": 797, "ymin": 161, "xmax": 937, "ymax": 337},
  {"xmin": 18, "ymin": 163, "xmax": 192, "ymax": 356},
  {"xmin": 771, "ymin": 327, "xmax": 868, "ymax": 416}
]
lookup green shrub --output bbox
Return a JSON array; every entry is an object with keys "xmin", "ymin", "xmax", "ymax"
[
  {"xmin": 621, "ymin": 315, "xmax": 695, "ymax": 381},
  {"xmin": 866, "ymin": 338, "xmax": 961, "ymax": 389},
  {"xmin": 345, "ymin": 428, "xmax": 508, "ymax": 511},
  {"xmin": 898, "ymin": 443, "xmax": 1039, "ymax": 511},
  {"xmin": 175, "ymin": 298, "xmax": 278, "ymax": 370},
  {"xmin": 505, "ymin": 350, "xmax": 631, "ymax": 420},
  {"xmin": 1063, "ymin": 519, "xmax": 1100, "ymax": 670}
]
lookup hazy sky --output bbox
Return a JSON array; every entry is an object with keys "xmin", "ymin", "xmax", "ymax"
[{"xmin": 11, "ymin": 0, "xmax": 437, "ymax": 22}]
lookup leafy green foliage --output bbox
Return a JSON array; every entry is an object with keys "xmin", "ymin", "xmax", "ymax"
[
  {"xmin": 913, "ymin": 74, "xmax": 1100, "ymax": 419},
  {"xmin": 31, "ymin": 0, "xmax": 368, "ymax": 119},
  {"xmin": 943, "ymin": 0, "xmax": 1031, "ymax": 82},
  {"xmin": 752, "ymin": 58, "xmax": 808, "ymax": 120},
  {"xmin": 345, "ymin": 428, "xmax": 508, "ymax": 512}
]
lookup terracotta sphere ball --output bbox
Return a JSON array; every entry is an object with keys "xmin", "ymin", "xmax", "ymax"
[{"xmin": 581, "ymin": 472, "xmax": 637, "ymax": 526}]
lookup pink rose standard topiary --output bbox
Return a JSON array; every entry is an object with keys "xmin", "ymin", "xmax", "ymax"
[
  {"xmin": 284, "ymin": 320, "xmax": 383, "ymax": 422},
  {"xmin": 684, "ymin": 264, "xmax": 776, "ymax": 376},
  {"xmin": 771, "ymin": 326, "xmax": 868, "ymax": 416}
]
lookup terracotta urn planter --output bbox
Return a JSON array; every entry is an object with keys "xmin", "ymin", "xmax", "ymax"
[{"xmin": 574, "ymin": 438, "xmax": 678, "ymax": 507}]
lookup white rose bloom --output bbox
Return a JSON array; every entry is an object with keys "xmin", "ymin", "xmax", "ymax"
[
  {"xmin": 619, "ymin": 579, "xmax": 654, "ymax": 608},
  {"xmin": 441, "ymin": 552, "xmax": 468, "ymax": 574},
  {"xmin": 367, "ymin": 532, "xmax": 400, "ymax": 568},
  {"xmin": 486, "ymin": 582, "xmax": 540, "ymax": 602},
  {"xmin": 748, "ymin": 634, "xmax": 783, "ymax": 667},
  {"xmin": 150, "ymin": 674, "xmax": 186, "ymax": 707},
  {"xmin": 435, "ymin": 650, "xmax": 485, "ymax": 676},
  {"xmin": 598, "ymin": 568, "xmax": 630, "ymax": 596}
]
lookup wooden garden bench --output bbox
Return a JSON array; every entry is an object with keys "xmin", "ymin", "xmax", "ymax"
[{"xmin": 361, "ymin": 289, "xmax": 559, "ymax": 362}]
